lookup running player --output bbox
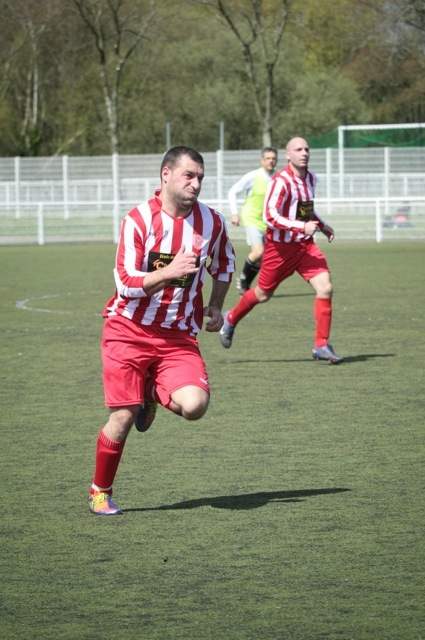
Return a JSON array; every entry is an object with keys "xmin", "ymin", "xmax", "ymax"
[
  {"xmin": 219, "ymin": 137, "xmax": 342, "ymax": 364},
  {"xmin": 228, "ymin": 147, "xmax": 278, "ymax": 293},
  {"xmin": 89, "ymin": 146, "xmax": 235, "ymax": 515}
]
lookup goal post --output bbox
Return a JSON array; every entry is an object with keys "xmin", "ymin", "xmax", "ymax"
[{"xmin": 337, "ymin": 123, "xmax": 425, "ymax": 196}]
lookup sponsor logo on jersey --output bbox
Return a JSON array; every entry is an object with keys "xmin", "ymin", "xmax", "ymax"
[
  {"xmin": 296, "ymin": 200, "xmax": 314, "ymax": 221},
  {"xmin": 147, "ymin": 251, "xmax": 200, "ymax": 288}
]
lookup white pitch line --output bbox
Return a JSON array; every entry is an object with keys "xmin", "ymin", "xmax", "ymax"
[
  {"xmin": 17, "ymin": 292, "xmax": 73, "ymax": 315},
  {"xmin": 16, "ymin": 292, "xmax": 104, "ymax": 316}
]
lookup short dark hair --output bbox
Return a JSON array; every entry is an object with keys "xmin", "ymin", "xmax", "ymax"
[
  {"xmin": 261, "ymin": 147, "xmax": 278, "ymax": 156},
  {"xmin": 160, "ymin": 146, "xmax": 204, "ymax": 176}
]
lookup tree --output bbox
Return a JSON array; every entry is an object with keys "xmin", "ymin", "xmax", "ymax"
[
  {"xmin": 193, "ymin": 0, "xmax": 293, "ymax": 147},
  {"xmin": 358, "ymin": 0, "xmax": 425, "ymax": 36},
  {"xmin": 345, "ymin": 0, "xmax": 425, "ymax": 124},
  {"xmin": 118, "ymin": 2, "xmax": 261, "ymax": 152},
  {"xmin": 71, "ymin": 0, "xmax": 157, "ymax": 153},
  {"xmin": 275, "ymin": 70, "xmax": 370, "ymax": 142},
  {"xmin": 0, "ymin": 0, "xmax": 62, "ymax": 155},
  {"xmin": 0, "ymin": 0, "xmax": 423, "ymax": 155}
]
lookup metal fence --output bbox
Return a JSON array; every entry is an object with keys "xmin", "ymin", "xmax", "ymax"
[{"xmin": 1, "ymin": 147, "xmax": 424, "ymax": 244}]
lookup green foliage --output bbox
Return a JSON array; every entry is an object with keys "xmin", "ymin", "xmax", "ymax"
[
  {"xmin": 53, "ymin": 64, "xmax": 110, "ymax": 155},
  {"xmin": 1, "ymin": 240, "xmax": 424, "ymax": 639},
  {"xmin": 275, "ymin": 69, "xmax": 370, "ymax": 142},
  {"xmin": 120, "ymin": 5, "xmax": 261, "ymax": 151},
  {"xmin": 0, "ymin": 101, "xmax": 19, "ymax": 155},
  {"xmin": 298, "ymin": 0, "xmax": 380, "ymax": 69},
  {"xmin": 350, "ymin": 47, "xmax": 425, "ymax": 125},
  {"xmin": 0, "ymin": 0, "xmax": 423, "ymax": 154}
]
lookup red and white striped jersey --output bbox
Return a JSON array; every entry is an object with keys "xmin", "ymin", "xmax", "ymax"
[
  {"xmin": 263, "ymin": 164, "xmax": 325, "ymax": 243},
  {"xmin": 103, "ymin": 194, "xmax": 235, "ymax": 335}
]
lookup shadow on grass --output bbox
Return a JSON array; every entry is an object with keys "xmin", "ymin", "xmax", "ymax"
[
  {"xmin": 272, "ymin": 292, "xmax": 314, "ymax": 299},
  {"xmin": 224, "ymin": 353, "xmax": 395, "ymax": 365},
  {"xmin": 125, "ymin": 487, "xmax": 350, "ymax": 513},
  {"xmin": 338, "ymin": 353, "xmax": 395, "ymax": 363}
]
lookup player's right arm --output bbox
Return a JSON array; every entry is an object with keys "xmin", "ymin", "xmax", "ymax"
[
  {"xmin": 141, "ymin": 247, "xmax": 199, "ymax": 296},
  {"xmin": 113, "ymin": 213, "xmax": 198, "ymax": 298},
  {"xmin": 264, "ymin": 177, "xmax": 306, "ymax": 234}
]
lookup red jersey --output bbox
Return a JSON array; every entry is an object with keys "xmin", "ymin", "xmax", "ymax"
[
  {"xmin": 103, "ymin": 194, "xmax": 235, "ymax": 336},
  {"xmin": 263, "ymin": 164, "xmax": 325, "ymax": 243}
]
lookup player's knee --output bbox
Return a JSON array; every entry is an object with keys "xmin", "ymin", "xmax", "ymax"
[
  {"xmin": 318, "ymin": 281, "xmax": 333, "ymax": 298},
  {"xmin": 255, "ymin": 287, "xmax": 271, "ymax": 303},
  {"xmin": 105, "ymin": 406, "xmax": 137, "ymax": 440},
  {"xmin": 310, "ymin": 272, "xmax": 333, "ymax": 298},
  {"xmin": 182, "ymin": 402, "xmax": 208, "ymax": 421},
  {"xmin": 172, "ymin": 387, "xmax": 210, "ymax": 421},
  {"xmin": 250, "ymin": 249, "xmax": 263, "ymax": 263}
]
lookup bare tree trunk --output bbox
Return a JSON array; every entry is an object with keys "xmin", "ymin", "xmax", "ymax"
[
  {"xmin": 200, "ymin": 0, "xmax": 291, "ymax": 147},
  {"xmin": 262, "ymin": 63, "xmax": 274, "ymax": 146},
  {"xmin": 99, "ymin": 63, "xmax": 120, "ymax": 154},
  {"xmin": 21, "ymin": 18, "xmax": 42, "ymax": 154},
  {"xmin": 32, "ymin": 61, "xmax": 39, "ymax": 128},
  {"xmin": 72, "ymin": 0, "xmax": 156, "ymax": 154}
]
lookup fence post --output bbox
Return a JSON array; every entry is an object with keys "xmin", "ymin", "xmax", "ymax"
[
  {"xmin": 112, "ymin": 152, "xmax": 120, "ymax": 243},
  {"xmin": 338, "ymin": 127, "xmax": 344, "ymax": 197},
  {"xmin": 37, "ymin": 203, "xmax": 45, "ymax": 245},
  {"xmin": 218, "ymin": 121, "xmax": 224, "ymax": 151},
  {"xmin": 63, "ymin": 155, "xmax": 69, "ymax": 220},
  {"xmin": 216, "ymin": 149, "xmax": 223, "ymax": 203},
  {"xmin": 14, "ymin": 156, "xmax": 21, "ymax": 219},
  {"xmin": 376, "ymin": 199, "xmax": 383, "ymax": 243},
  {"xmin": 384, "ymin": 147, "xmax": 390, "ymax": 221},
  {"xmin": 326, "ymin": 147, "xmax": 332, "ymax": 211}
]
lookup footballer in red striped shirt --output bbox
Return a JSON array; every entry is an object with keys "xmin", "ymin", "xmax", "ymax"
[
  {"xmin": 219, "ymin": 137, "xmax": 343, "ymax": 365},
  {"xmin": 89, "ymin": 146, "xmax": 235, "ymax": 515},
  {"xmin": 104, "ymin": 192, "xmax": 234, "ymax": 336}
]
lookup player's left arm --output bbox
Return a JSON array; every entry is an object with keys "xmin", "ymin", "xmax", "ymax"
[
  {"xmin": 311, "ymin": 172, "xmax": 334, "ymax": 242},
  {"xmin": 204, "ymin": 280, "xmax": 231, "ymax": 332},
  {"xmin": 313, "ymin": 210, "xmax": 335, "ymax": 242},
  {"xmin": 204, "ymin": 213, "xmax": 235, "ymax": 331},
  {"xmin": 321, "ymin": 223, "xmax": 335, "ymax": 242}
]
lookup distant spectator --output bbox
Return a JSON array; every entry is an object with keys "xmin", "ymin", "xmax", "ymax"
[{"xmin": 384, "ymin": 202, "xmax": 412, "ymax": 229}]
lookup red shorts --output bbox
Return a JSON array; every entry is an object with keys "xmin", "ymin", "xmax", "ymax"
[
  {"xmin": 101, "ymin": 315, "xmax": 209, "ymax": 408},
  {"xmin": 258, "ymin": 240, "xmax": 329, "ymax": 293}
]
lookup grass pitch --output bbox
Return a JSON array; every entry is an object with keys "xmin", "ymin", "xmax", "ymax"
[{"xmin": 1, "ymin": 240, "xmax": 424, "ymax": 640}]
